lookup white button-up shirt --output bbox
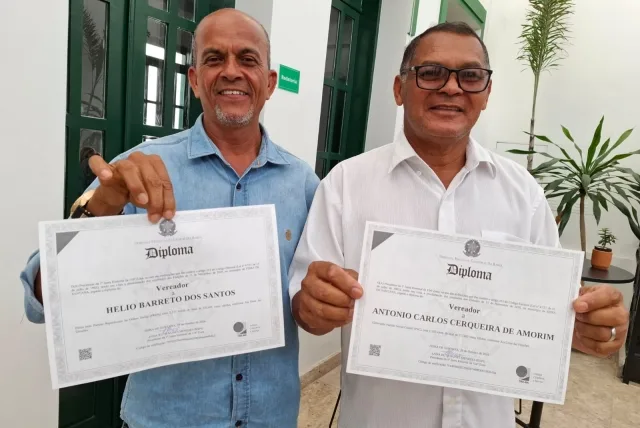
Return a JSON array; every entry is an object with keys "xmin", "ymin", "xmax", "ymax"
[{"xmin": 288, "ymin": 130, "xmax": 560, "ymax": 428}]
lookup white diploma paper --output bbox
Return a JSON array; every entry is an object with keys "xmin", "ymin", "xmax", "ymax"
[
  {"xmin": 346, "ymin": 222, "xmax": 584, "ymax": 404},
  {"xmin": 39, "ymin": 205, "xmax": 283, "ymax": 388}
]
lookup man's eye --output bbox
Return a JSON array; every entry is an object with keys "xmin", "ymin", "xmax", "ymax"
[
  {"xmin": 242, "ymin": 57, "xmax": 257, "ymax": 64},
  {"xmin": 206, "ymin": 57, "xmax": 222, "ymax": 64}
]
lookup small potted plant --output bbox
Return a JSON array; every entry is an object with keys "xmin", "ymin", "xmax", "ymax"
[{"xmin": 591, "ymin": 228, "xmax": 616, "ymax": 270}]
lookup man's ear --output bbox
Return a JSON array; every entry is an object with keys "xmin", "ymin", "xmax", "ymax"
[
  {"xmin": 188, "ymin": 66, "xmax": 200, "ymax": 99},
  {"xmin": 266, "ymin": 70, "xmax": 278, "ymax": 100},
  {"xmin": 393, "ymin": 75, "xmax": 404, "ymax": 107}
]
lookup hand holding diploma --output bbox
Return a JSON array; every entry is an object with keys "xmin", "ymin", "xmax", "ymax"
[
  {"xmin": 87, "ymin": 152, "xmax": 176, "ymax": 222},
  {"xmin": 572, "ymin": 285, "xmax": 630, "ymax": 357},
  {"xmin": 293, "ymin": 262, "xmax": 363, "ymax": 335}
]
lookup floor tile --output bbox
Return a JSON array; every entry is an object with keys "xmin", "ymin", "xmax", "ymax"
[{"xmin": 318, "ymin": 366, "xmax": 341, "ymax": 388}]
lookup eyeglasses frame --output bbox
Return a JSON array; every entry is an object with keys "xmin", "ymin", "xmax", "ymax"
[{"xmin": 401, "ymin": 64, "xmax": 494, "ymax": 93}]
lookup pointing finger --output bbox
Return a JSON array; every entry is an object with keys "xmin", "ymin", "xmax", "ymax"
[{"xmin": 88, "ymin": 155, "xmax": 113, "ymax": 180}]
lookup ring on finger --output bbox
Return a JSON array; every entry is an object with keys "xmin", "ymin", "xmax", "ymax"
[{"xmin": 608, "ymin": 326, "xmax": 616, "ymax": 342}]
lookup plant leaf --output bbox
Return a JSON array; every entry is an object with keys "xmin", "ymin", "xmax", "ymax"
[
  {"xmin": 615, "ymin": 167, "xmax": 640, "ymax": 184},
  {"xmin": 561, "ymin": 125, "xmax": 585, "ymax": 166},
  {"xmin": 597, "ymin": 138, "xmax": 611, "ymax": 158},
  {"xmin": 612, "ymin": 183, "xmax": 629, "ymax": 198},
  {"xmin": 595, "ymin": 192, "xmax": 609, "ymax": 211},
  {"xmin": 558, "ymin": 194, "xmax": 580, "ymax": 236},
  {"xmin": 517, "ymin": 0, "xmax": 575, "ymax": 75},
  {"xmin": 585, "ymin": 116, "xmax": 604, "ymax": 169},
  {"xmin": 545, "ymin": 178, "xmax": 566, "ymax": 192},
  {"xmin": 588, "ymin": 193, "xmax": 602, "ymax": 224},
  {"xmin": 557, "ymin": 188, "xmax": 579, "ymax": 215},
  {"xmin": 591, "ymin": 128, "xmax": 635, "ymax": 171}
]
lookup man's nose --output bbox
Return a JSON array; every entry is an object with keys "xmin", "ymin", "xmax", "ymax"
[
  {"xmin": 220, "ymin": 59, "xmax": 242, "ymax": 80},
  {"xmin": 440, "ymin": 71, "xmax": 463, "ymax": 95}
]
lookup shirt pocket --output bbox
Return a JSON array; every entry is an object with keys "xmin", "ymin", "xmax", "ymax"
[{"xmin": 481, "ymin": 230, "xmax": 530, "ymax": 244}]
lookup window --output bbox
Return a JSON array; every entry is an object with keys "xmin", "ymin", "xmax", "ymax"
[
  {"xmin": 439, "ymin": 0, "xmax": 487, "ymax": 38},
  {"xmin": 65, "ymin": 0, "xmax": 234, "ymax": 213}
]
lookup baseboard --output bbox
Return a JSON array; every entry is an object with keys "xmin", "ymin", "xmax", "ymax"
[{"xmin": 300, "ymin": 352, "xmax": 341, "ymax": 390}]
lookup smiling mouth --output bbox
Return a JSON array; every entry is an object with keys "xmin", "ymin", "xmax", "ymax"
[
  {"xmin": 430, "ymin": 105, "xmax": 464, "ymax": 112},
  {"xmin": 219, "ymin": 90, "xmax": 249, "ymax": 96}
]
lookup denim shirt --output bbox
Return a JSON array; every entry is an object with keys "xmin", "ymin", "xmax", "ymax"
[{"xmin": 19, "ymin": 115, "xmax": 319, "ymax": 428}]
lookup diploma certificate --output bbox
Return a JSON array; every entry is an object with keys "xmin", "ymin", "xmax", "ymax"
[
  {"xmin": 346, "ymin": 222, "xmax": 583, "ymax": 404},
  {"xmin": 39, "ymin": 205, "xmax": 283, "ymax": 388}
]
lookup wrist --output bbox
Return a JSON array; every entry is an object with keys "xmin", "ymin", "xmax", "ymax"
[
  {"xmin": 86, "ymin": 195, "xmax": 125, "ymax": 217},
  {"xmin": 70, "ymin": 189, "xmax": 125, "ymax": 218}
]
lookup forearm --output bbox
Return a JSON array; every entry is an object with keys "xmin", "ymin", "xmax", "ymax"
[{"xmin": 292, "ymin": 292, "xmax": 334, "ymax": 336}]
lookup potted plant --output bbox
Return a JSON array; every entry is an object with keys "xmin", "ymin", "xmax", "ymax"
[
  {"xmin": 508, "ymin": 116, "xmax": 640, "ymax": 253},
  {"xmin": 592, "ymin": 228, "xmax": 616, "ymax": 270}
]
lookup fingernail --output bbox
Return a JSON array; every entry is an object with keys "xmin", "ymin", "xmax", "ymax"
[
  {"xmin": 100, "ymin": 170, "xmax": 112, "ymax": 180},
  {"xmin": 164, "ymin": 210, "xmax": 174, "ymax": 219},
  {"xmin": 352, "ymin": 287, "xmax": 363, "ymax": 298},
  {"xmin": 138, "ymin": 193, "xmax": 148, "ymax": 204},
  {"xmin": 149, "ymin": 214, "xmax": 161, "ymax": 223},
  {"xmin": 575, "ymin": 302, "xmax": 588, "ymax": 312}
]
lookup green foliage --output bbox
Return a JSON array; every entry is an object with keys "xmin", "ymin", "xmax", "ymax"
[
  {"xmin": 518, "ymin": 0, "xmax": 574, "ymax": 171},
  {"xmin": 508, "ymin": 116, "xmax": 640, "ymax": 241},
  {"xmin": 597, "ymin": 228, "xmax": 616, "ymax": 250},
  {"xmin": 517, "ymin": 0, "xmax": 575, "ymax": 75}
]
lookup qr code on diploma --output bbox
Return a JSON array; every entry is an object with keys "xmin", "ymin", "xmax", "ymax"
[
  {"xmin": 79, "ymin": 348, "xmax": 92, "ymax": 361},
  {"xmin": 369, "ymin": 344, "xmax": 381, "ymax": 357}
]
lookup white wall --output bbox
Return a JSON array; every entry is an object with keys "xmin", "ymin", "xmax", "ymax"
[
  {"xmin": 238, "ymin": 0, "xmax": 341, "ymax": 374},
  {"xmin": 364, "ymin": 0, "xmax": 414, "ymax": 151},
  {"xmin": 0, "ymin": 1, "xmax": 65, "ymax": 426},
  {"xmin": 480, "ymin": 0, "xmax": 640, "ymax": 304}
]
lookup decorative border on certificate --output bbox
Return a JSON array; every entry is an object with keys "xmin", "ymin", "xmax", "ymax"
[
  {"xmin": 347, "ymin": 221, "xmax": 582, "ymax": 404},
  {"xmin": 39, "ymin": 205, "xmax": 283, "ymax": 388}
]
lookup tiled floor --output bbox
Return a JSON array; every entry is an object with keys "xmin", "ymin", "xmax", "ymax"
[{"xmin": 298, "ymin": 351, "xmax": 640, "ymax": 428}]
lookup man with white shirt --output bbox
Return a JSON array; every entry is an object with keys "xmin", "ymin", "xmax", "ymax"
[{"xmin": 288, "ymin": 22, "xmax": 629, "ymax": 427}]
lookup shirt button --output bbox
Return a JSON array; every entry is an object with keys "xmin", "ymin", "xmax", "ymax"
[
  {"xmin": 236, "ymin": 374, "xmax": 243, "ymax": 381},
  {"xmin": 236, "ymin": 183, "xmax": 242, "ymax": 190},
  {"xmin": 235, "ymin": 421, "xmax": 242, "ymax": 427}
]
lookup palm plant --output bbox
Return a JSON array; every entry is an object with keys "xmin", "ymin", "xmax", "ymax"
[
  {"xmin": 517, "ymin": 0, "xmax": 574, "ymax": 171},
  {"xmin": 508, "ymin": 117, "xmax": 640, "ymax": 252}
]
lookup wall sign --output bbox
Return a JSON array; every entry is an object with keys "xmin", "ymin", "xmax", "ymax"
[{"xmin": 278, "ymin": 64, "xmax": 300, "ymax": 94}]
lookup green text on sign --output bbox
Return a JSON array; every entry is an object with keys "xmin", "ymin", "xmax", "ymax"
[{"xmin": 278, "ymin": 65, "xmax": 300, "ymax": 94}]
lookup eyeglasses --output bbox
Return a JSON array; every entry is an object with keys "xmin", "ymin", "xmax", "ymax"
[{"xmin": 401, "ymin": 64, "xmax": 493, "ymax": 93}]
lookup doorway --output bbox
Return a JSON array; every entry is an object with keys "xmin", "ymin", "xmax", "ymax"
[{"xmin": 315, "ymin": 0, "xmax": 381, "ymax": 179}]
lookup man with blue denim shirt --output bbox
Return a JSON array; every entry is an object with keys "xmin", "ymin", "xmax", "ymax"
[{"xmin": 20, "ymin": 9, "xmax": 318, "ymax": 428}]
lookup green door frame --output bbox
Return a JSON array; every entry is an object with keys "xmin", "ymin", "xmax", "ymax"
[
  {"xmin": 65, "ymin": 0, "xmax": 128, "ymax": 213},
  {"xmin": 438, "ymin": 0, "xmax": 487, "ymax": 38},
  {"xmin": 315, "ymin": 0, "xmax": 381, "ymax": 178}
]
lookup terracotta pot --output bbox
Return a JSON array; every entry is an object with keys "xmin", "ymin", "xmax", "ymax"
[{"xmin": 591, "ymin": 247, "xmax": 613, "ymax": 270}]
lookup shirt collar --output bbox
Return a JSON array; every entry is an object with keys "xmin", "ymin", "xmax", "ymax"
[
  {"xmin": 187, "ymin": 114, "xmax": 290, "ymax": 165},
  {"xmin": 388, "ymin": 129, "xmax": 496, "ymax": 177}
]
